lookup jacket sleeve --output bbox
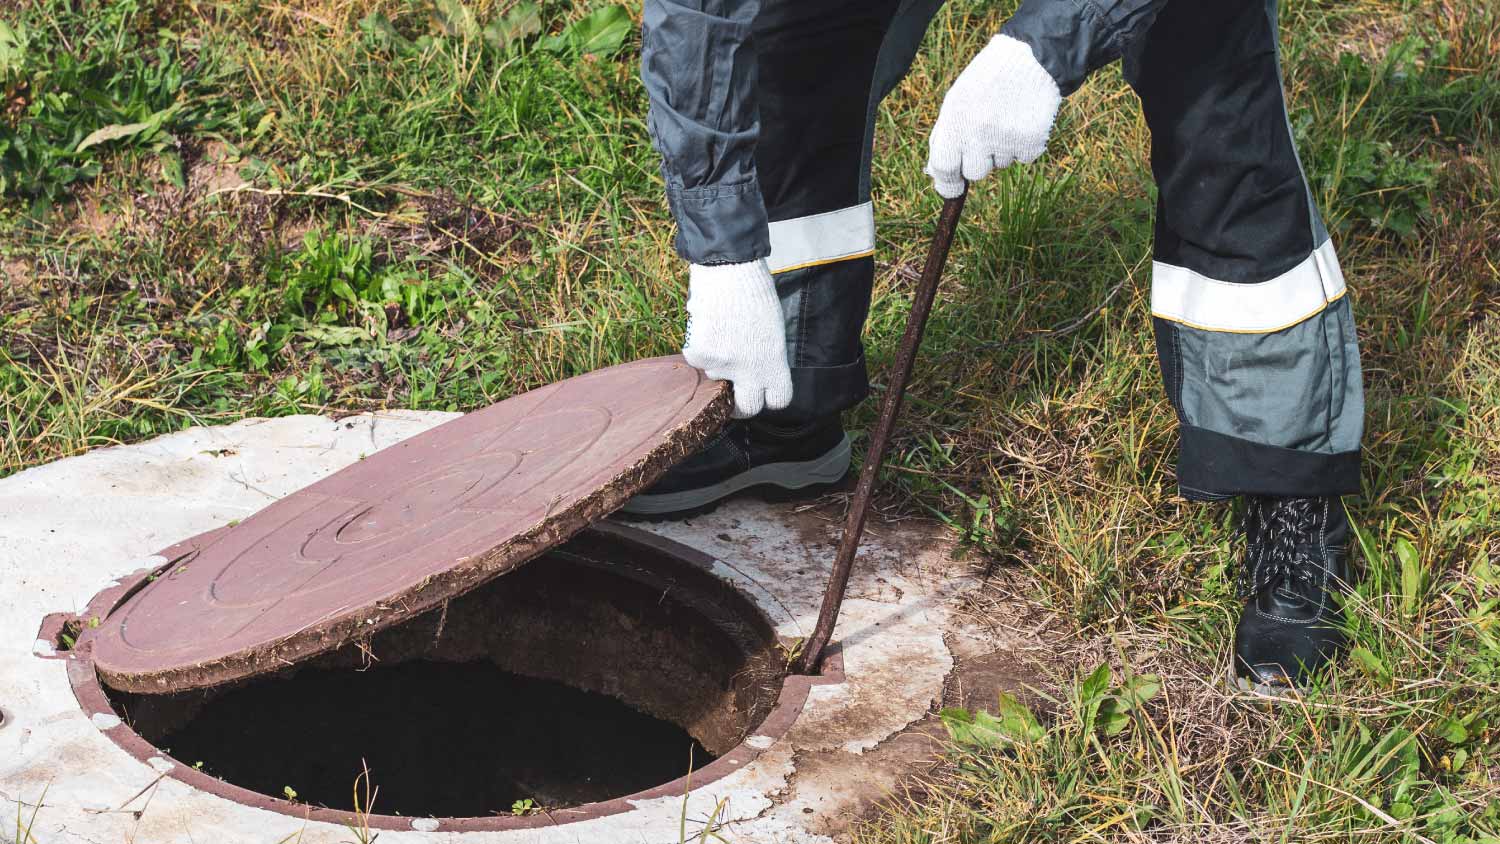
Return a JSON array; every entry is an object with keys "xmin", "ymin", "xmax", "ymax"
[
  {"xmin": 640, "ymin": 0, "xmax": 771, "ymax": 266},
  {"xmin": 1001, "ymin": 0, "xmax": 1169, "ymax": 96}
]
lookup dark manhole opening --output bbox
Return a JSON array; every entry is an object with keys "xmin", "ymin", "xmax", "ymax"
[
  {"xmin": 103, "ymin": 528, "xmax": 788, "ymax": 819},
  {"xmin": 146, "ymin": 662, "xmax": 713, "ymax": 816}
]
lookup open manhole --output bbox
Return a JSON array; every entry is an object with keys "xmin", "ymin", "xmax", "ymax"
[
  {"xmin": 66, "ymin": 525, "xmax": 811, "ymax": 828},
  {"xmin": 39, "ymin": 358, "xmax": 844, "ymax": 831}
]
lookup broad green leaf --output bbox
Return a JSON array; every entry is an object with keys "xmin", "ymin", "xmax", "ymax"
[
  {"xmin": 1474, "ymin": 548, "xmax": 1496, "ymax": 588},
  {"xmin": 1437, "ymin": 718, "xmax": 1468, "ymax": 745},
  {"xmin": 160, "ymin": 151, "xmax": 185, "ymax": 189},
  {"xmin": 1097, "ymin": 698, "xmax": 1130, "ymax": 736},
  {"xmin": 1080, "ymin": 663, "xmax": 1111, "ymax": 705},
  {"xmin": 993, "ymin": 693, "xmax": 1044, "ymax": 745},
  {"xmin": 328, "ymin": 279, "xmax": 357, "ymax": 303},
  {"xmin": 297, "ymin": 324, "xmax": 370, "ymax": 346},
  {"xmin": 1350, "ymin": 646, "xmax": 1389, "ymax": 680},
  {"xmin": 938, "ymin": 707, "xmax": 978, "ymax": 745},
  {"xmin": 246, "ymin": 345, "xmax": 269, "ymax": 370},
  {"xmin": 484, "ymin": 2, "xmax": 541, "ymax": 50},
  {"xmin": 432, "ymin": 0, "xmax": 480, "ymax": 39},
  {"xmin": 543, "ymin": 5, "xmax": 632, "ymax": 56},
  {"xmin": 0, "ymin": 21, "xmax": 25, "ymax": 75},
  {"xmin": 939, "ymin": 707, "xmax": 974, "ymax": 729},
  {"xmin": 940, "ymin": 699, "xmax": 1043, "ymax": 749},
  {"xmin": 359, "ymin": 12, "xmax": 410, "ymax": 51},
  {"xmin": 1091, "ymin": 673, "xmax": 1161, "ymax": 736},
  {"xmin": 252, "ymin": 111, "xmax": 278, "ymax": 141},
  {"xmin": 968, "ymin": 711, "xmax": 1009, "ymax": 747},
  {"xmin": 76, "ymin": 120, "xmax": 155, "ymax": 152},
  {"xmin": 1117, "ymin": 673, "xmax": 1161, "ymax": 708},
  {"xmin": 1078, "ymin": 663, "xmax": 1110, "ymax": 733},
  {"xmin": 1396, "ymin": 537, "xmax": 1422, "ymax": 612},
  {"xmin": 75, "ymin": 105, "xmax": 178, "ymax": 153}
]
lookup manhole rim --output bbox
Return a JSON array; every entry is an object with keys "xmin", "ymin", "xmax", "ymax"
[{"xmin": 59, "ymin": 522, "xmax": 845, "ymax": 833}]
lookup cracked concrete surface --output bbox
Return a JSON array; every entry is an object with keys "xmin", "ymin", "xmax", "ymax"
[{"xmin": 0, "ymin": 412, "xmax": 1041, "ymax": 843}]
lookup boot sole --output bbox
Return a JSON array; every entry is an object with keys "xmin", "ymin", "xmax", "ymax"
[{"xmin": 618, "ymin": 434, "xmax": 853, "ymax": 519}]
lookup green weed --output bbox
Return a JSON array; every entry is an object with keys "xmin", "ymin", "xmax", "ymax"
[
  {"xmin": 0, "ymin": 0, "xmax": 255, "ymax": 214},
  {"xmin": 9, "ymin": 783, "xmax": 46, "ymax": 844},
  {"xmin": 510, "ymin": 797, "xmax": 536, "ymax": 816}
]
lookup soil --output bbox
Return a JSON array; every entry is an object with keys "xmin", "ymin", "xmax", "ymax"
[
  {"xmin": 1, "ymin": 259, "xmax": 33, "ymax": 290},
  {"xmin": 151, "ymin": 660, "xmax": 715, "ymax": 817},
  {"xmin": 188, "ymin": 140, "xmax": 249, "ymax": 196}
]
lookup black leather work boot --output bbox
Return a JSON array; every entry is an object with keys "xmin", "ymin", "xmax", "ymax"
[
  {"xmin": 620, "ymin": 415, "xmax": 851, "ymax": 518},
  {"xmin": 1233, "ymin": 495, "xmax": 1355, "ymax": 695}
]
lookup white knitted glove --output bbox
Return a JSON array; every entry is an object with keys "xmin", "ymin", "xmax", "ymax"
[
  {"xmin": 683, "ymin": 260, "xmax": 793, "ymax": 419},
  {"xmin": 926, "ymin": 34, "xmax": 1063, "ymax": 199}
]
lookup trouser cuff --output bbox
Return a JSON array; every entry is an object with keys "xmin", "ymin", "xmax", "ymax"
[
  {"xmin": 1177, "ymin": 424, "xmax": 1361, "ymax": 500},
  {"xmin": 758, "ymin": 353, "xmax": 868, "ymax": 426}
]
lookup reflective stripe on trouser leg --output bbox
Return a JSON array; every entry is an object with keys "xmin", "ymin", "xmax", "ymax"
[
  {"xmin": 1126, "ymin": 0, "xmax": 1364, "ymax": 499},
  {"xmin": 751, "ymin": 0, "xmax": 942, "ymax": 424},
  {"xmin": 767, "ymin": 203, "xmax": 877, "ymax": 275},
  {"xmin": 765, "ymin": 205, "xmax": 878, "ymax": 423}
]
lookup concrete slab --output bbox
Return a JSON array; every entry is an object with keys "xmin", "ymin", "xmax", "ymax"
[{"xmin": 0, "ymin": 412, "xmax": 1040, "ymax": 843}]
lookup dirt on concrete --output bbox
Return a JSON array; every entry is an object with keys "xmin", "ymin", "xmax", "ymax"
[
  {"xmin": 766, "ymin": 624, "xmax": 1055, "ymax": 842},
  {"xmin": 713, "ymin": 498, "xmax": 1061, "ymax": 841}
]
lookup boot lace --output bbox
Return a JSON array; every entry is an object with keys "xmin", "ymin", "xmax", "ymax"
[{"xmin": 1238, "ymin": 496, "xmax": 1322, "ymax": 599}]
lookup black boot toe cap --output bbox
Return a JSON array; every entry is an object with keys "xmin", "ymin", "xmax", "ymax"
[{"xmin": 1233, "ymin": 610, "xmax": 1346, "ymax": 691}]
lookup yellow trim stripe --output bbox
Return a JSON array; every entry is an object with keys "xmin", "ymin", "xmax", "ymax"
[{"xmin": 771, "ymin": 249, "xmax": 876, "ymax": 276}]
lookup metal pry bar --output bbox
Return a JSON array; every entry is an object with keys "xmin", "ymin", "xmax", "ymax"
[{"xmin": 795, "ymin": 187, "xmax": 968, "ymax": 675}]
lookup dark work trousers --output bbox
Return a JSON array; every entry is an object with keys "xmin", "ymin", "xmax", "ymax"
[{"xmin": 752, "ymin": 0, "xmax": 1363, "ymax": 499}]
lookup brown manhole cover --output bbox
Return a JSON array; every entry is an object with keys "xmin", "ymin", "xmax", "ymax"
[{"xmin": 89, "ymin": 356, "xmax": 732, "ymax": 694}]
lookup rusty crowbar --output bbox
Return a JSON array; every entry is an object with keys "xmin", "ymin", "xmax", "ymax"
[{"xmin": 795, "ymin": 187, "xmax": 967, "ymax": 675}]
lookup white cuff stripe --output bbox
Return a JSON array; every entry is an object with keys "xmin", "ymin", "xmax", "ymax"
[
  {"xmin": 767, "ymin": 202, "xmax": 876, "ymax": 275},
  {"xmin": 1151, "ymin": 239, "xmax": 1347, "ymax": 333}
]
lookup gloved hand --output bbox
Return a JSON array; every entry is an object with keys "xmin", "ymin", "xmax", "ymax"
[
  {"xmin": 926, "ymin": 34, "xmax": 1063, "ymax": 198},
  {"xmin": 682, "ymin": 260, "xmax": 794, "ymax": 419}
]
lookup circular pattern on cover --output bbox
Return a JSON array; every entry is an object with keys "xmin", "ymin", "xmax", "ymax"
[{"xmin": 91, "ymin": 357, "xmax": 730, "ymax": 693}]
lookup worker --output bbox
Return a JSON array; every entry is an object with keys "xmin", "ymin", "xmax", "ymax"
[{"xmin": 622, "ymin": 0, "xmax": 1364, "ymax": 695}]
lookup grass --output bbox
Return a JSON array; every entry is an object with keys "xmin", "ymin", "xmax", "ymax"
[
  {"xmin": 1, "ymin": 0, "xmax": 1497, "ymax": 841},
  {"xmin": 8, "ymin": 783, "xmax": 46, "ymax": 844}
]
